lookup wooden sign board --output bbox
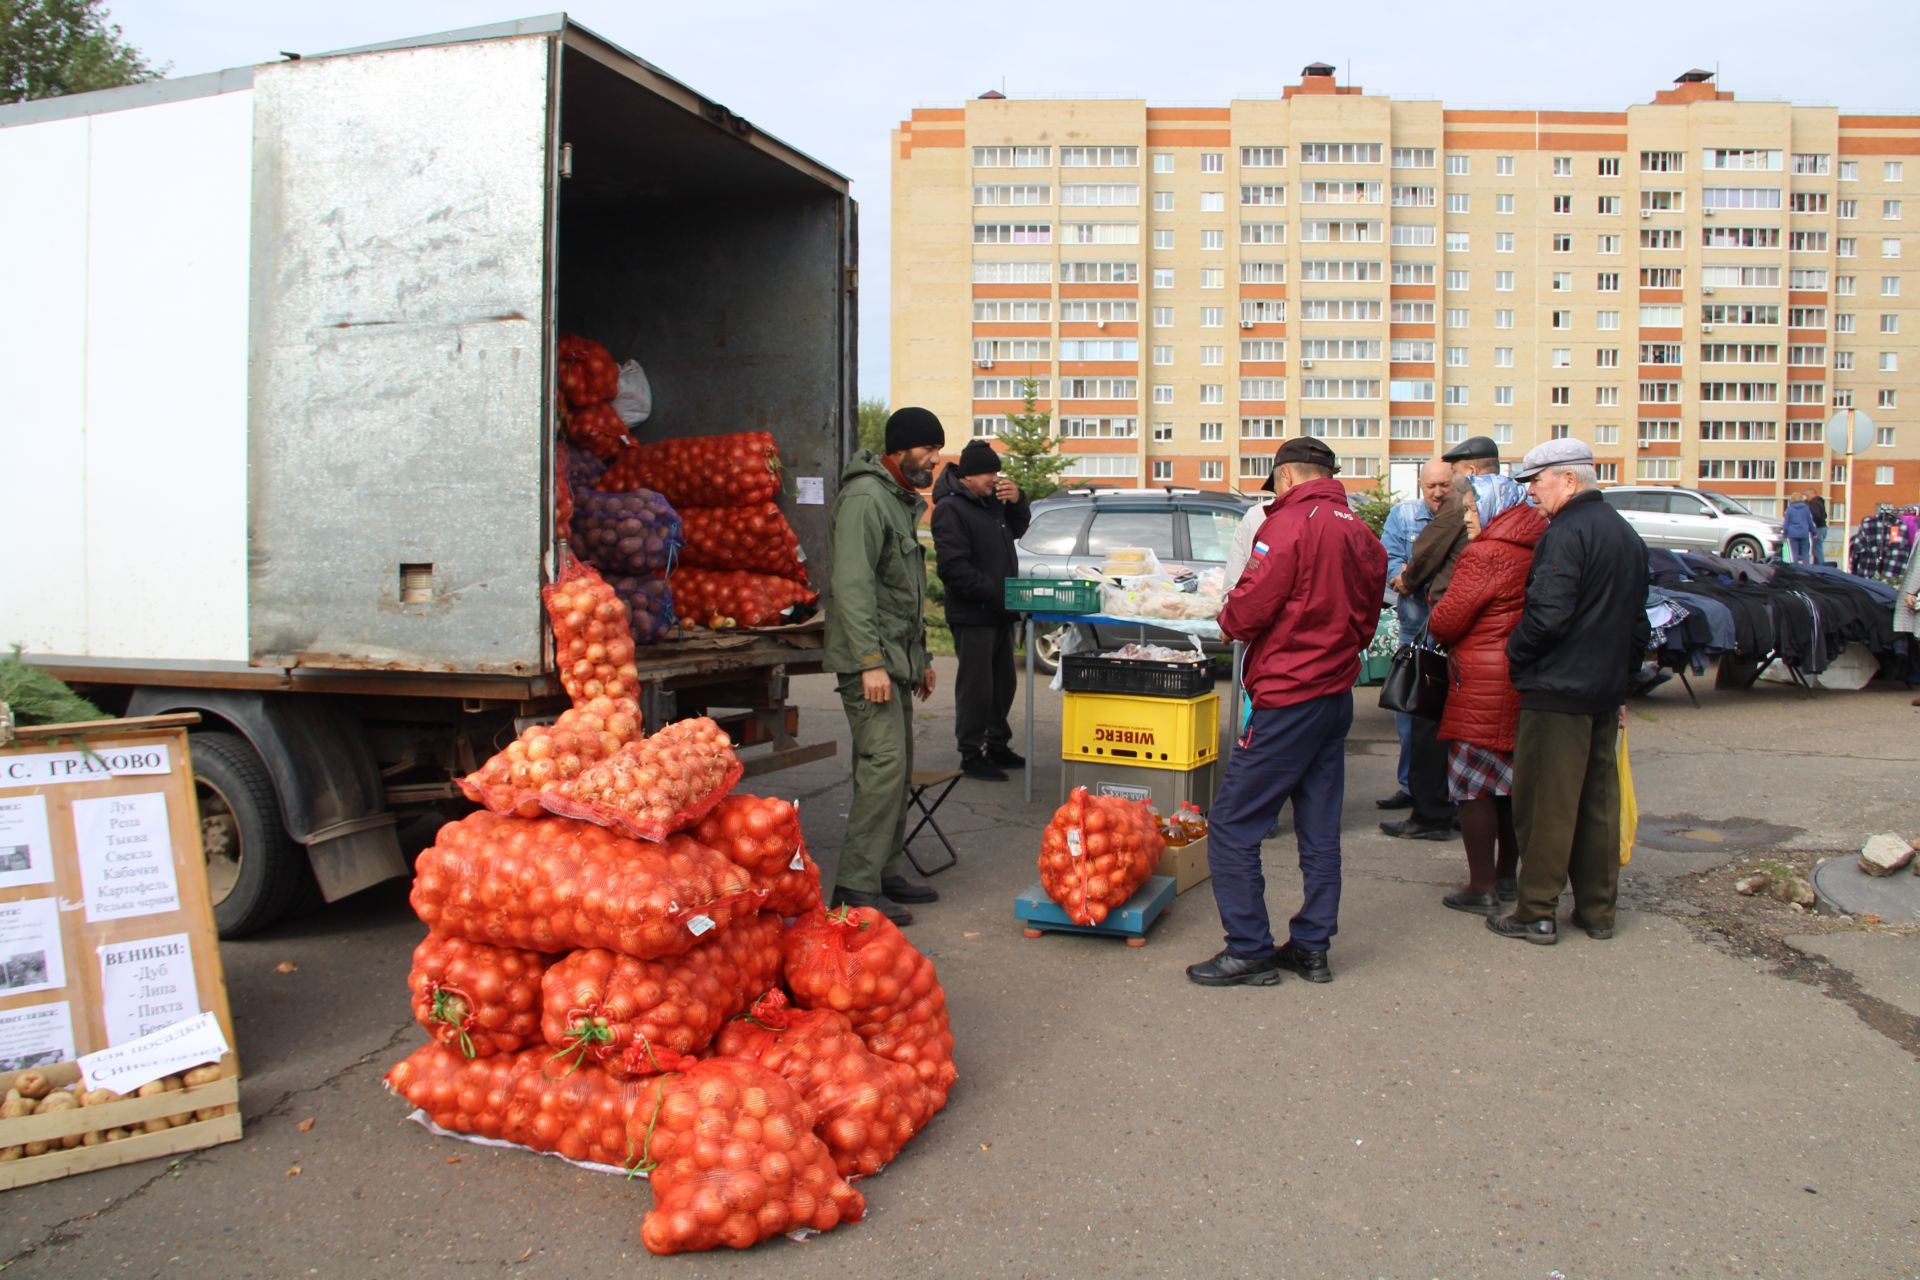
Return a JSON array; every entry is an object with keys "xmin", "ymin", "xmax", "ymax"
[{"xmin": 0, "ymin": 715, "xmax": 241, "ymax": 1188}]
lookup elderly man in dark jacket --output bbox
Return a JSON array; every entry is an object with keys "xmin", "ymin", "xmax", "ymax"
[
  {"xmin": 931, "ymin": 440, "xmax": 1031, "ymax": 781},
  {"xmin": 1489, "ymin": 438, "xmax": 1651, "ymax": 946}
]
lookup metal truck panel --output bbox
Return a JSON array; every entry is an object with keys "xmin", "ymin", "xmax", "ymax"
[
  {"xmin": 247, "ymin": 37, "xmax": 554, "ymax": 674},
  {"xmin": 0, "ymin": 92, "xmax": 254, "ymax": 663}
]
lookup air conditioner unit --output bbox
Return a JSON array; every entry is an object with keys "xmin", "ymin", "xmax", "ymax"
[
  {"xmin": 1301, "ymin": 359, "xmax": 1315, "ymax": 369},
  {"xmin": 1703, "ymin": 286, "xmax": 1715, "ymax": 295},
  {"xmin": 1703, "ymin": 208, "xmax": 1715, "ymax": 217},
  {"xmin": 1702, "ymin": 324, "xmax": 1714, "ymax": 333},
  {"xmin": 1096, "ymin": 319, "xmax": 1107, "ymax": 329},
  {"xmin": 1240, "ymin": 320, "xmax": 1255, "ymax": 329},
  {"xmin": 976, "ymin": 359, "xmax": 995, "ymax": 369},
  {"xmin": 1640, "ymin": 209, "xmax": 1653, "ymax": 219}
]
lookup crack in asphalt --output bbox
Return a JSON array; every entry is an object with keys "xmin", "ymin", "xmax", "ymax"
[{"xmin": 0, "ymin": 1021, "xmax": 419, "ymax": 1273}]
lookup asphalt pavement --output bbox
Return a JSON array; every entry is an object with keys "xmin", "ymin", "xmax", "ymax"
[{"xmin": 4, "ymin": 661, "xmax": 1916, "ymax": 1278}]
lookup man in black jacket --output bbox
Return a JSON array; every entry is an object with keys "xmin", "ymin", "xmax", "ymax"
[
  {"xmin": 1807, "ymin": 492, "xmax": 1829, "ymax": 565},
  {"xmin": 932, "ymin": 440, "xmax": 1032, "ymax": 780},
  {"xmin": 1489, "ymin": 438, "xmax": 1651, "ymax": 946}
]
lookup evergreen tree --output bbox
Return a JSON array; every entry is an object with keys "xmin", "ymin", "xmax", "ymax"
[{"xmin": 995, "ymin": 378, "xmax": 1073, "ymax": 499}]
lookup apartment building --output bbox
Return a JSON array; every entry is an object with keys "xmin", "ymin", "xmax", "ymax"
[{"xmin": 891, "ymin": 66, "xmax": 1920, "ymax": 519}]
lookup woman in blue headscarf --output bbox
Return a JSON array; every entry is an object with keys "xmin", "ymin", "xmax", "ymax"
[{"xmin": 1425, "ymin": 474, "xmax": 1549, "ymax": 915}]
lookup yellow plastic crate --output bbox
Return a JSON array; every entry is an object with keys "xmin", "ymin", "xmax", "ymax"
[{"xmin": 1060, "ymin": 691, "xmax": 1219, "ymax": 769}]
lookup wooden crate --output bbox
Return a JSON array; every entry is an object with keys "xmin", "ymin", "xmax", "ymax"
[
  {"xmin": 0, "ymin": 715, "xmax": 243, "ymax": 1189},
  {"xmin": 0, "ymin": 1060, "xmax": 240, "ymax": 1191}
]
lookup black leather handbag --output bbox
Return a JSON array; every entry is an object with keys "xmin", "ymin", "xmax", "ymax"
[{"xmin": 1378, "ymin": 628, "xmax": 1450, "ymax": 721}]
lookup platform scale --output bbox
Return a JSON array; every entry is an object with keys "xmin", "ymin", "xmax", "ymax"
[{"xmin": 1013, "ymin": 874, "xmax": 1178, "ymax": 947}]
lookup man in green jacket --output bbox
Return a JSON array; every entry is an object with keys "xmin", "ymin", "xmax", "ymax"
[{"xmin": 823, "ymin": 407, "xmax": 945, "ymax": 925}]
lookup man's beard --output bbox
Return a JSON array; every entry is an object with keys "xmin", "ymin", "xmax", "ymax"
[{"xmin": 902, "ymin": 465, "xmax": 935, "ymax": 488}]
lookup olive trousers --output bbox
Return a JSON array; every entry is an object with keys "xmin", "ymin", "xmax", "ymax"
[
  {"xmin": 1511, "ymin": 708, "xmax": 1621, "ymax": 932},
  {"xmin": 833, "ymin": 673, "xmax": 913, "ymax": 894}
]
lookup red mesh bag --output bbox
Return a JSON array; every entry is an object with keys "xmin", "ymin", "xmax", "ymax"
[
  {"xmin": 557, "ymin": 333, "xmax": 620, "ymax": 409},
  {"xmin": 540, "ymin": 913, "xmax": 786, "ymax": 1076},
  {"xmin": 457, "ymin": 695, "xmax": 643, "ymax": 819},
  {"xmin": 715, "ymin": 990, "xmax": 933, "ymax": 1177},
  {"xmin": 1039, "ymin": 787, "xmax": 1165, "ymax": 927},
  {"xmin": 691, "ymin": 794, "xmax": 823, "ymax": 917},
  {"xmin": 386, "ymin": 1042, "xmax": 651, "ymax": 1168},
  {"xmin": 600, "ymin": 432, "xmax": 782, "ymax": 507},
  {"xmin": 556, "ymin": 438, "xmax": 575, "ymax": 531},
  {"xmin": 782, "ymin": 907, "xmax": 956, "ymax": 1112},
  {"xmin": 536, "ymin": 717, "xmax": 742, "ymax": 842},
  {"xmin": 408, "ymin": 934, "xmax": 551, "ymax": 1059},
  {"xmin": 565, "ymin": 402, "xmax": 631, "ymax": 456},
  {"xmin": 671, "ymin": 568, "xmax": 819, "ymax": 629},
  {"xmin": 629, "ymin": 1059, "xmax": 865, "ymax": 1254},
  {"xmin": 677, "ymin": 503, "xmax": 809, "ymax": 584},
  {"xmin": 544, "ymin": 557, "xmax": 642, "ymax": 705},
  {"xmin": 411, "ymin": 812, "xmax": 763, "ymax": 959}
]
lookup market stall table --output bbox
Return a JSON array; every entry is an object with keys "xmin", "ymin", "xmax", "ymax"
[{"xmin": 1018, "ymin": 613, "xmax": 1238, "ymax": 803}]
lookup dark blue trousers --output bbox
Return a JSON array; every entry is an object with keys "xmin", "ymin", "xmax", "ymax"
[{"xmin": 1205, "ymin": 692, "xmax": 1352, "ymax": 957}]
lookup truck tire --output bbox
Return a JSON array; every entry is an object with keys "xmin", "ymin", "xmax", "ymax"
[{"xmin": 191, "ymin": 732, "xmax": 303, "ymax": 938}]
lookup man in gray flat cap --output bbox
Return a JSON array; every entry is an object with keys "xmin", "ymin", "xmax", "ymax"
[{"xmin": 1488, "ymin": 438, "xmax": 1650, "ymax": 946}]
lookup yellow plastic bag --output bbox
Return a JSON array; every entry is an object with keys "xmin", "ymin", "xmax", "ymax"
[{"xmin": 1617, "ymin": 725, "xmax": 1637, "ymax": 865}]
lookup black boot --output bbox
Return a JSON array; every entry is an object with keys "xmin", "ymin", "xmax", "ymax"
[{"xmin": 828, "ymin": 887, "xmax": 913, "ymax": 926}]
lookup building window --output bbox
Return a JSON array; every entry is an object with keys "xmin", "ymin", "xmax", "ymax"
[
  {"xmin": 1879, "ymin": 389, "xmax": 1899, "ymax": 409},
  {"xmin": 1494, "ymin": 347, "xmax": 1514, "ymax": 367},
  {"xmin": 1445, "ymin": 269, "xmax": 1470, "ymax": 291},
  {"xmin": 1597, "ymin": 272, "xmax": 1620, "ymax": 292},
  {"xmin": 1201, "ymin": 345, "xmax": 1224, "ymax": 366},
  {"xmin": 1552, "ymin": 348, "xmax": 1572, "ymax": 368},
  {"xmin": 1840, "ymin": 160, "xmax": 1859, "ymax": 181},
  {"xmin": 1201, "ymin": 307, "xmax": 1224, "ymax": 327},
  {"xmin": 1876, "ymin": 464, "xmax": 1895, "ymax": 485},
  {"xmin": 1446, "ymin": 346, "xmax": 1468, "ymax": 367},
  {"xmin": 1595, "ymin": 424, "xmax": 1620, "ymax": 444},
  {"xmin": 1301, "ymin": 142, "xmax": 1384, "ymax": 164},
  {"xmin": 1494, "ymin": 270, "xmax": 1515, "ymax": 292},
  {"xmin": 1061, "ymin": 183, "xmax": 1141, "ymax": 206},
  {"xmin": 1551, "ymin": 309, "xmax": 1572, "ymax": 329},
  {"xmin": 1492, "ymin": 386, "xmax": 1513, "ymax": 405},
  {"xmin": 1390, "ymin": 416, "xmax": 1435, "ymax": 439},
  {"xmin": 972, "ymin": 415, "xmax": 1008, "ymax": 438},
  {"xmin": 1883, "ymin": 311, "xmax": 1901, "ymax": 332},
  {"xmin": 1240, "ymin": 147, "xmax": 1287, "ymax": 168},
  {"xmin": 1446, "ymin": 388, "xmax": 1472, "ymax": 408},
  {"xmin": 1445, "ymin": 154, "xmax": 1470, "ymax": 176},
  {"xmin": 1061, "ymin": 146, "xmax": 1140, "ymax": 168},
  {"xmin": 1152, "ymin": 422, "xmax": 1173, "ymax": 441},
  {"xmin": 1152, "ymin": 345, "xmax": 1173, "ymax": 366},
  {"xmin": 1241, "ymin": 184, "xmax": 1289, "ymax": 207},
  {"xmin": 1200, "ymin": 192, "xmax": 1226, "ymax": 212},
  {"xmin": 1153, "ymin": 268, "xmax": 1174, "ymax": 289},
  {"xmin": 973, "ymin": 146, "xmax": 1052, "ymax": 167},
  {"xmin": 1153, "ymin": 229, "xmax": 1174, "ymax": 250},
  {"xmin": 1882, "ymin": 237, "xmax": 1902, "ymax": 258},
  {"xmin": 1598, "ymin": 157, "xmax": 1621, "ymax": 177},
  {"xmin": 1496, "ymin": 155, "xmax": 1515, "ymax": 176},
  {"xmin": 1598, "ymin": 310, "xmax": 1621, "ymax": 330},
  {"xmin": 1200, "ymin": 383, "xmax": 1226, "ymax": 404},
  {"xmin": 1446, "ymin": 307, "xmax": 1470, "ymax": 328},
  {"xmin": 1445, "ymin": 231, "xmax": 1470, "ymax": 252},
  {"xmin": 1496, "ymin": 193, "xmax": 1515, "ymax": 215},
  {"xmin": 1238, "ymin": 379, "xmax": 1287, "ymax": 402},
  {"xmin": 1553, "ymin": 156, "xmax": 1573, "ymax": 177},
  {"xmin": 974, "ymin": 222, "xmax": 1053, "ymax": 244},
  {"xmin": 1552, "ymin": 233, "xmax": 1573, "ymax": 253},
  {"xmin": 1598, "ymin": 349, "xmax": 1620, "ymax": 368},
  {"xmin": 1550, "ymin": 386, "xmax": 1571, "ymax": 406},
  {"xmin": 1152, "ymin": 385, "xmax": 1173, "ymax": 404},
  {"xmin": 1888, "ymin": 161, "xmax": 1906, "ymax": 182},
  {"xmin": 1058, "ymin": 416, "xmax": 1139, "ymax": 439},
  {"xmin": 1201, "ymin": 229, "xmax": 1226, "ymax": 251},
  {"xmin": 1199, "ymin": 460, "xmax": 1223, "ymax": 481},
  {"xmin": 1151, "ymin": 460, "xmax": 1173, "ymax": 482},
  {"xmin": 1838, "ymin": 199, "xmax": 1858, "ymax": 220},
  {"xmin": 1200, "ymin": 421, "xmax": 1224, "ymax": 442},
  {"xmin": 1200, "ymin": 152, "xmax": 1224, "ymax": 174},
  {"xmin": 1876, "ymin": 426, "xmax": 1896, "ymax": 447},
  {"xmin": 1153, "ymin": 153, "xmax": 1175, "ymax": 174},
  {"xmin": 1549, "ymin": 424, "xmax": 1571, "ymax": 440},
  {"xmin": 1598, "ymin": 234, "xmax": 1621, "ymax": 254},
  {"xmin": 1153, "ymin": 191, "xmax": 1174, "ymax": 212},
  {"xmin": 1495, "ymin": 309, "xmax": 1515, "ymax": 329},
  {"xmin": 1392, "ymin": 147, "xmax": 1436, "ymax": 168},
  {"xmin": 972, "ymin": 183, "xmax": 1052, "ymax": 207},
  {"xmin": 1553, "ymin": 195, "xmax": 1573, "ymax": 215}
]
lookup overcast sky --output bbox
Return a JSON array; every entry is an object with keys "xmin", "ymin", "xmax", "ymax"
[{"xmin": 117, "ymin": 0, "xmax": 1920, "ymax": 400}]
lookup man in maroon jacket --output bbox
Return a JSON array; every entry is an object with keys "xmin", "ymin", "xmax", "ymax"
[{"xmin": 1187, "ymin": 438, "xmax": 1388, "ymax": 988}]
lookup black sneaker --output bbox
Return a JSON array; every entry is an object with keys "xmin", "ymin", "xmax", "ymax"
[
  {"xmin": 1185, "ymin": 950, "xmax": 1282, "ymax": 987},
  {"xmin": 960, "ymin": 752, "xmax": 1008, "ymax": 782},
  {"xmin": 1275, "ymin": 940, "xmax": 1332, "ymax": 983},
  {"xmin": 1379, "ymin": 818, "xmax": 1453, "ymax": 841},
  {"xmin": 881, "ymin": 875, "xmax": 939, "ymax": 904},
  {"xmin": 985, "ymin": 744, "xmax": 1026, "ymax": 768},
  {"xmin": 828, "ymin": 888, "xmax": 913, "ymax": 926},
  {"xmin": 1486, "ymin": 913, "xmax": 1556, "ymax": 945}
]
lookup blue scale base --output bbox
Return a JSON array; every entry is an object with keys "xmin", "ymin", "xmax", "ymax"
[{"xmin": 1014, "ymin": 875, "xmax": 1177, "ymax": 946}]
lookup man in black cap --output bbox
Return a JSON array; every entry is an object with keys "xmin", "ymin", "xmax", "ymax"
[
  {"xmin": 1381, "ymin": 435, "xmax": 1524, "ymax": 844},
  {"xmin": 931, "ymin": 439, "xmax": 1031, "ymax": 780},
  {"xmin": 823, "ymin": 407, "xmax": 947, "ymax": 924},
  {"xmin": 1187, "ymin": 438, "xmax": 1386, "ymax": 988}
]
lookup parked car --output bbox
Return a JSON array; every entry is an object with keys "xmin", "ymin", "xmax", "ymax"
[
  {"xmin": 1598, "ymin": 486, "xmax": 1783, "ymax": 561},
  {"xmin": 1011, "ymin": 488, "xmax": 1256, "ymax": 673}
]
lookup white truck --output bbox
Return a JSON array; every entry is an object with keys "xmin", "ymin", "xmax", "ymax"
[{"xmin": 0, "ymin": 16, "xmax": 857, "ymax": 936}]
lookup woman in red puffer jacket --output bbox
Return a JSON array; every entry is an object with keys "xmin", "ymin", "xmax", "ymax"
[{"xmin": 1427, "ymin": 480, "xmax": 1548, "ymax": 915}]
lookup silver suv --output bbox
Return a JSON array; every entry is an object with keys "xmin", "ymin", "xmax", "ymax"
[
  {"xmin": 1013, "ymin": 488, "xmax": 1255, "ymax": 672},
  {"xmin": 1599, "ymin": 486, "xmax": 1782, "ymax": 561}
]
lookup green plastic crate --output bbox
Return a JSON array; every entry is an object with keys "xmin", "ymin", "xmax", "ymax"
[{"xmin": 1004, "ymin": 578, "xmax": 1102, "ymax": 614}]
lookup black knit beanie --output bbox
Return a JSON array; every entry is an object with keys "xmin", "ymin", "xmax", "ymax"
[
  {"xmin": 955, "ymin": 439, "xmax": 1002, "ymax": 476},
  {"xmin": 885, "ymin": 406, "xmax": 946, "ymax": 453}
]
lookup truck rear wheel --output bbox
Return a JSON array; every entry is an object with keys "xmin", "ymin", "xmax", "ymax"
[{"xmin": 192, "ymin": 731, "xmax": 303, "ymax": 937}]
